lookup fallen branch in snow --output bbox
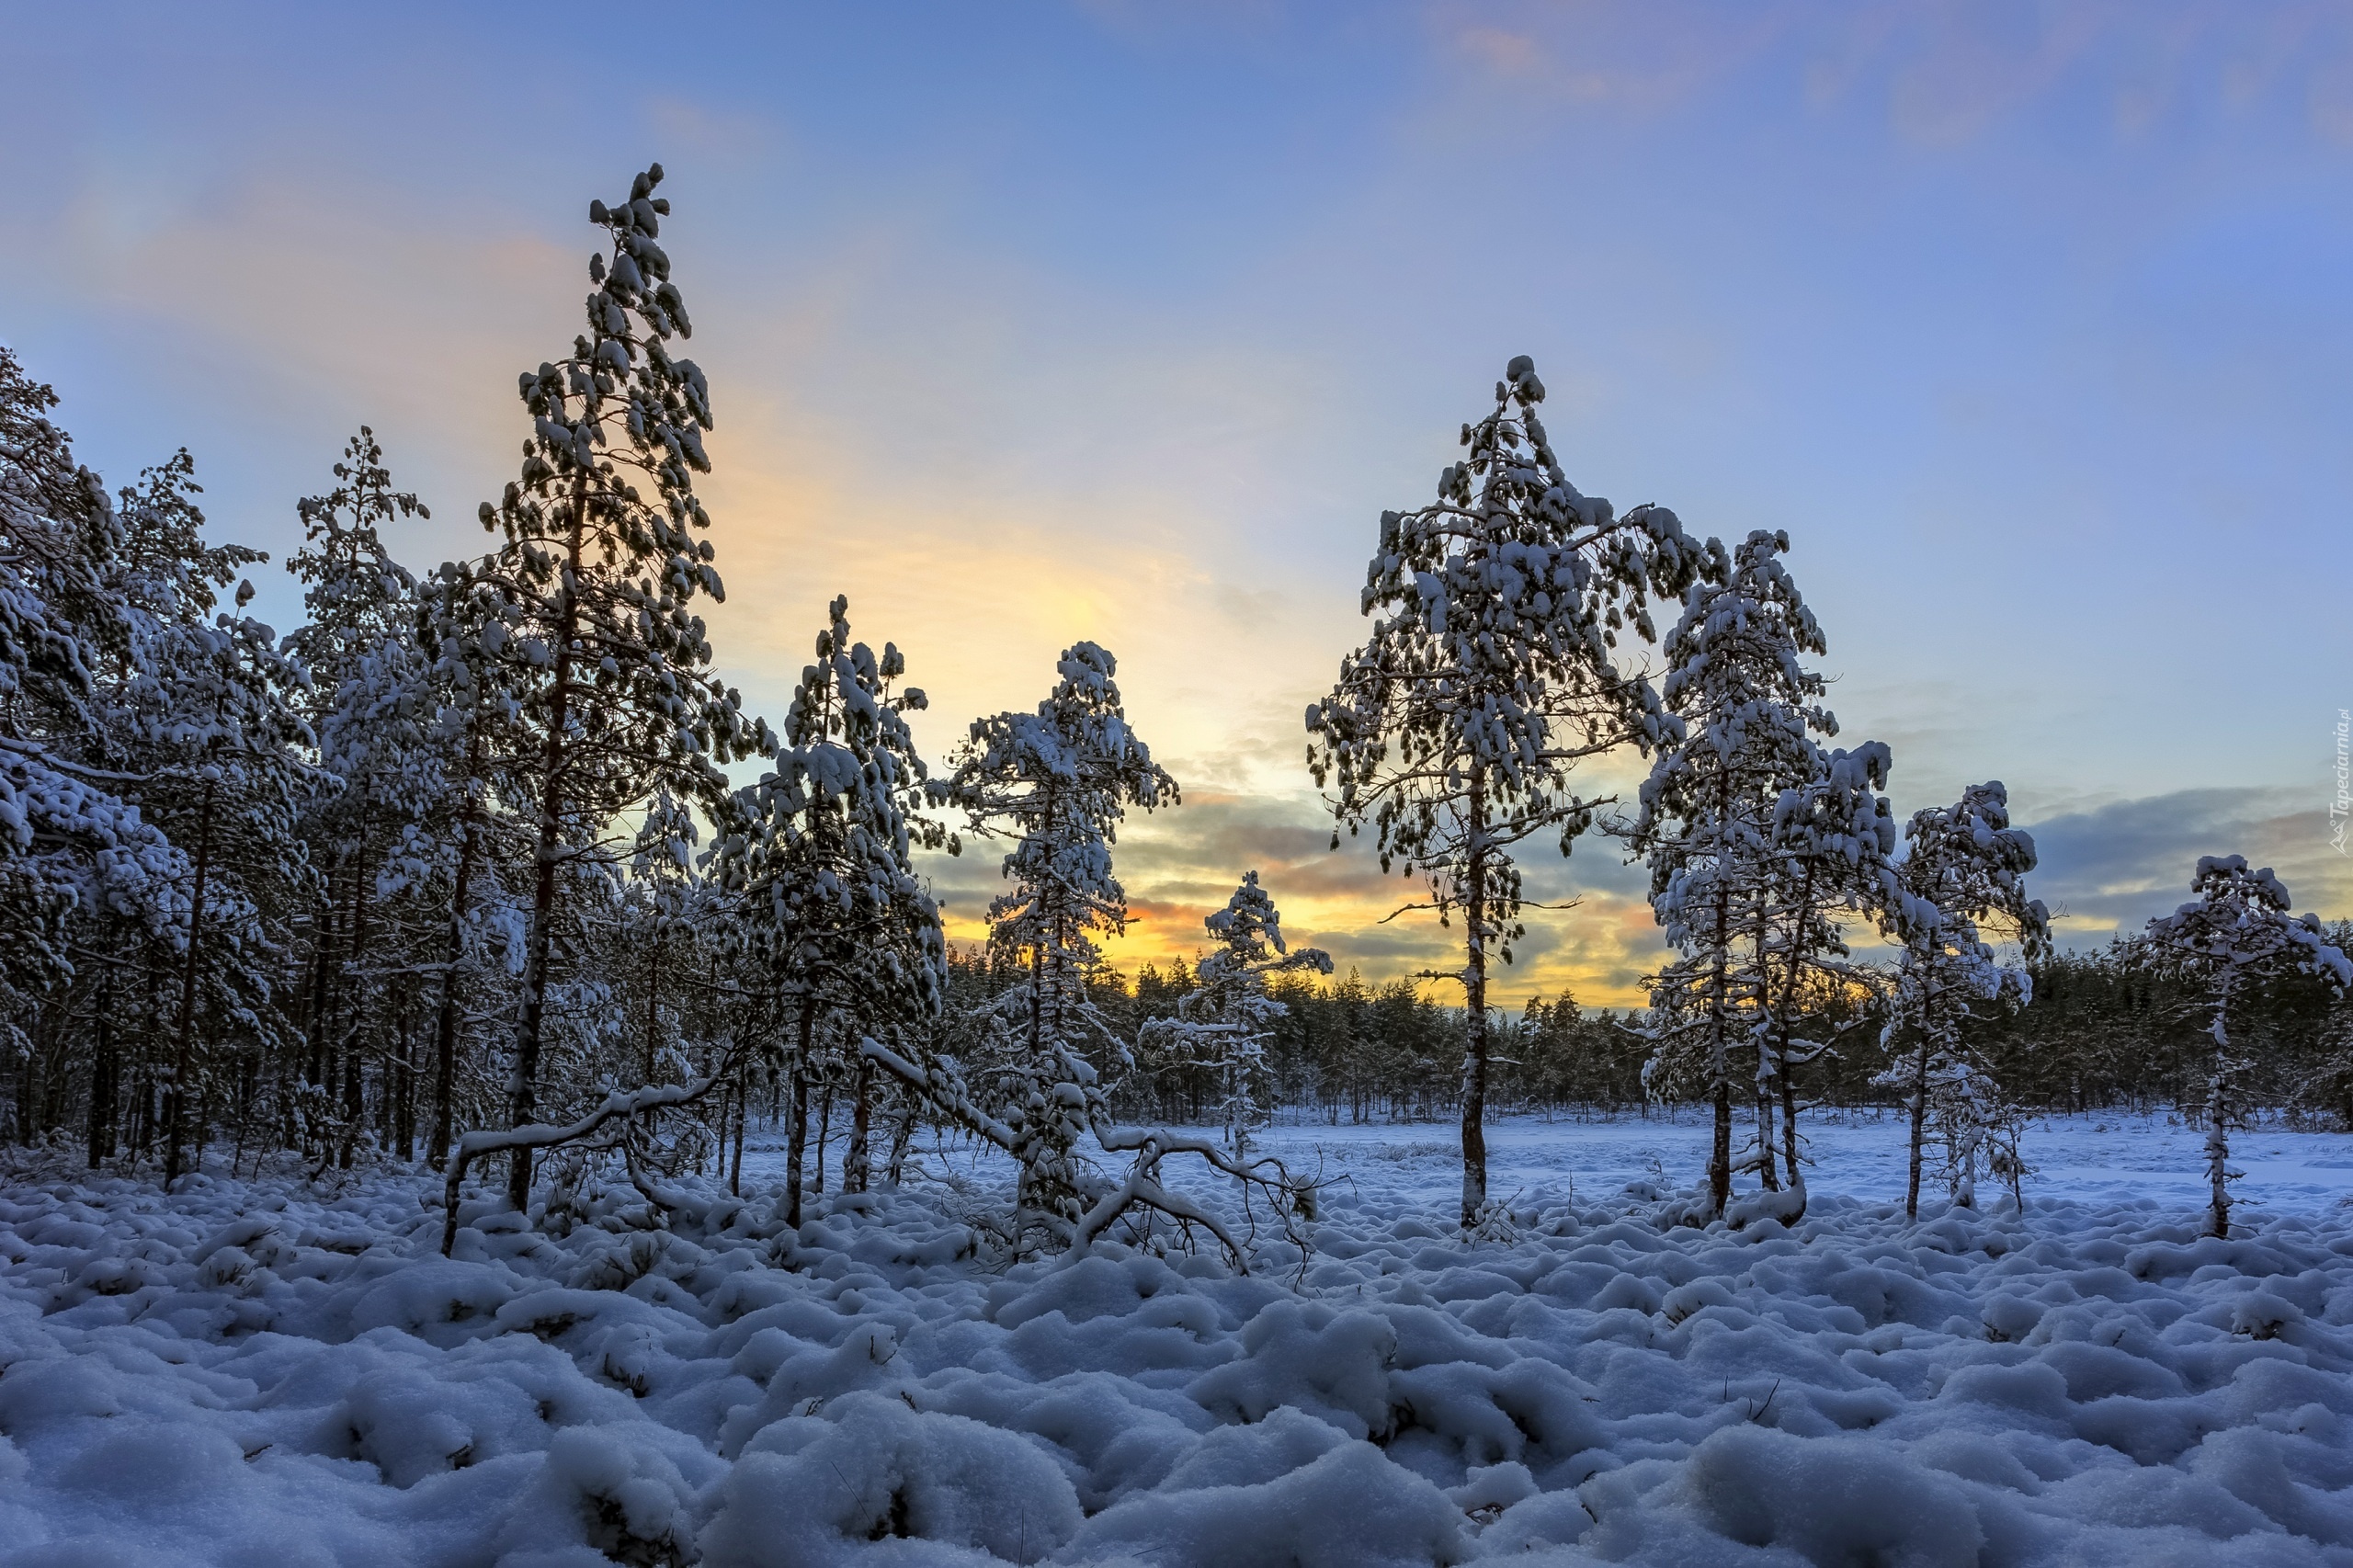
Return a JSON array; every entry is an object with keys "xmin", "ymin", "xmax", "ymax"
[
  {"xmin": 1070, "ymin": 1134, "xmax": 1245, "ymax": 1259},
  {"xmin": 439, "ymin": 1068, "xmax": 733, "ymax": 1256},
  {"xmin": 853, "ymin": 1039, "xmax": 1313, "ymax": 1272}
]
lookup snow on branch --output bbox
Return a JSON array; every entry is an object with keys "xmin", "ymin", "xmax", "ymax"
[{"xmin": 439, "ymin": 1065, "xmax": 734, "ymax": 1255}]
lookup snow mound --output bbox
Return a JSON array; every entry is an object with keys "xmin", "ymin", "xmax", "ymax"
[{"xmin": 3, "ymin": 1133, "xmax": 2352, "ymax": 1567}]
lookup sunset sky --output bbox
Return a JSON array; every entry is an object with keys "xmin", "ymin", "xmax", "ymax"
[{"xmin": 6, "ymin": 2, "xmax": 2350, "ymax": 1006}]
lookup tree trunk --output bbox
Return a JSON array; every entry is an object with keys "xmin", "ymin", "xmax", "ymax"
[
  {"xmin": 162, "ymin": 779, "xmax": 216, "ymax": 1187},
  {"xmin": 846, "ymin": 1052, "xmax": 871, "ymax": 1194},
  {"xmin": 785, "ymin": 994, "xmax": 813, "ymax": 1225},
  {"xmin": 1459, "ymin": 775, "xmax": 1490, "ymax": 1232},
  {"xmin": 813, "ymin": 1077, "xmax": 835, "ymax": 1193},
  {"xmin": 2205, "ymin": 976, "xmax": 2234, "ymax": 1240},
  {"xmin": 303, "ymin": 863, "xmax": 343, "ymax": 1153},
  {"xmin": 339, "ymin": 851, "xmax": 371, "ymax": 1169},
  {"xmin": 1769, "ymin": 861, "xmax": 1819, "ymax": 1221},
  {"xmin": 428, "ymin": 761, "xmax": 481, "ymax": 1169},
  {"xmin": 1705, "ymin": 917, "xmax": 1733, "ymax": 1214},
  {"xmin": 1755, "ymin": 1082, "xmax": 1780, "ymax": 1190},
  {"xmin": 87, "ymin": 951, "xmax": 117, "ymax": 1166},
  {"xmin": 1904, "ymin": 1034, "xmax": 1931, "ymax": 1221},
  {"xmin": 1711, "ymin": 1078, "xmax": 1733, "ymax": 1218},
  {"xmin": 729, "ymin": 1073, "xmax": 747, "ymax": 1197},
  {"xmin": 507, "ymin": 486, "xmax": 586, "ymax": 1213}
]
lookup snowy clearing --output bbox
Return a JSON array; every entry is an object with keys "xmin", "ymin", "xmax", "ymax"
[{"xmin": 4, "ymin": 1114, "xmax": 2353, "ymax": 1568}]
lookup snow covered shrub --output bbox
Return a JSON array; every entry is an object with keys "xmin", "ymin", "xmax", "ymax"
[
  {"xmin": 1661, "ymin": 1424, "xmax": 1984, "ymax": 1568},
  {"xmin": 1066, "ymin": 1440, "xmax": 1470, "ymax": 1568},
  {"xmin": 491, "ymin": 1426, "xmax": 699, "ymax": 1568},
  {"xmin": 1188, "ymin": 1299, "xmax": 1399, "ymax": 1441},
  {"xmin": 701, "ymin": 1392, "xmax": 1083, "ymax": 1566}
]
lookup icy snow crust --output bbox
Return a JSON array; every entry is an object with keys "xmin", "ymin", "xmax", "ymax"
[{"xmin": 4, "ymin": 1119, "xmax": 2352, "ymax": 1568}]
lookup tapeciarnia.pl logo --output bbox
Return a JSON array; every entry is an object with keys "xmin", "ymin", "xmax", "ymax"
[{"xmin": 2333, "ymin": 708, "xmax": 2349, "ymax": 856}]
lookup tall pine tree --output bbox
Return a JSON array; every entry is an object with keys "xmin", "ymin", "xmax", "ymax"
[
  {"xmin": 453, "ymin": 164, "xmax": 767, "ymax": 1210},
  {"xmin": 1310, "ymin": 356, "xmax": 1714, "ymax": 1230},
  {"xmin": 951, "ymin": 642, "xmax": 1176, "ymax": 1247}
]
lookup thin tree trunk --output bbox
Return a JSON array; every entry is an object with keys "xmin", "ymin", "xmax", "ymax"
[
  {"xmin": 1904, "ymin": 1033, "xmax": 1931, "ymax": 1221},
  {"xmin": 1459, "ymin": 773, "xmax": 1490, "ymax": 1232},
  {"xmin": 729, "ymin": 1074, "xmax": 747, "ymax": 1197},
  {"xmin": 1706, "ymin": 912, "xmax": 1733, "ymax": 1214},
  {"xmin": 163, "ymin": 780, "xmax": 217, "ymax": 1187},
  {"xmin": 2205, "ymin": 976, "xmax": 2234, "ymax": 1239},
  {"xmin": 786, "ymin": 994, "xmax": 813, "ymax": 1225},
  {"xmin": 813, "ymin": 1077, "xmax": 835, "ymax": 1193},
  {"xmin": 508, "ymin": 485, "xmax": 586, "ymax": 1213},
  {"xmin": 846, "ymin": 1052, "xmax": 870, "ymax": 1194},
  {"xmin": 1770, "ymin": 861, "xmax": 1819, "ymax": 1220},
  {"xmin": 87, "ymin": 950, "xmax": 117, "ymax": 1166},
  {"xmin": 643, "ymin": 927, "xmax": 663, "ymax": 1084},
  {"xmin": 304, "ymin": 864, "xmax": 343, "ymax": 1153},
  {"xmin": 428, "ymin": 757, "xmax": 481, "ymax": 1169},
  {"xmin": 339, "ymin": 851, "xmax": 371, "ymax": 1169}
]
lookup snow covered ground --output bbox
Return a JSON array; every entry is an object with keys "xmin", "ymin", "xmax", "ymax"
[{"xmin": 4, "ymin": 1112, "xmax": 2352, "ymax": 1567}]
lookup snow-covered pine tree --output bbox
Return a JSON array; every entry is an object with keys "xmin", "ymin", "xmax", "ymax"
[
  {"xmin": 2143, "ymin": 857, "xmax": 2349, "ymax": 1237},
  {"xmin": 456, "ymin": 164, "xmax": 768, "ymax": 1211},
  {"xmin": 951, "ymin": 642, "xmax": 1177, "ymax": 1248},
  {"xmin": 1634, "ymin": 529, "xmax": 1831, "ymax": 1219},
  {"xmin": 91, "ymin": 454, "xmax": 314, "ymax": 1184},
  {"xmin": 1139, "ymin": 870, "xmax": 1332, "ymax": 1163},
  {"xmin": 1310, "ymin": 356, "xmax": 1716, "ymax": 1231},
  {"xmin": 714, "ymin": 596, "xmax": 949, "ymax": 1224},
  {"xmin": 0, "ymin": 348, "xmax": 181, "ymax": 1125},
  {"xmin": 415, "ymin": 561, "xmax": 526, "ymax": 1168},
  {"xmin": 1876, "ymin": 781, "xmax": 2050, "ymax": 1219},
  {"xmin": 1751, "ymin": 741, "xmax": 1901, "ymax": 1218},
  {"xmin": 286, "ymin": 428, "xmax": 437, "ymax": 1166}
]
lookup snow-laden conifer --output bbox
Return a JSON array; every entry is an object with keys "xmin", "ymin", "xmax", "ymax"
[
  {"xmin": 285, "ymin": 429, "xmax": 438, "ymax": 1166},
  {"xmin": 0, "ymin": 349, "xmax": 181, "ymax": 1078},
  {"xmin": 1310, "ymin": 356, "xmax": 1715, "ymax": 1230},
  {"xmin": 2143, "ymin": 857, "xmax": 2349, "ymax": 1237},
  {"xmin": 89, "ymin": 454, "xmax": 315, "ymax": 1184},
  {"xmin": 445, "ymin": 165, "xmax": 768, "ymax": 1210},
  {"xmin": 714, "ymin": 596, "xmax": 949, "ymax": 1223},
  {"xmin": 1876, "ymin": 782, "xmax": 2050, "ymax": 1218},
  {"xmin": 1751, "ymin": 740, "xmax": 1901, "ymax": 1217},
  {"xmin": 1635, "ymin": 529, "xmax": 1831, "ymax": 1218},
  {"xmin": 950, "ymin": 642, "xmax": 1176, "ymax": 1247},
  {"xmin": 1140, "ymin": 871, "xmax": 1332, "ymax": 1163}
]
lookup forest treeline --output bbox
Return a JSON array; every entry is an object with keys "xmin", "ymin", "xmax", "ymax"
[
  {"xmin": 5, "ymin": 163, "xmax": 2347, "ymax": 1254},
  {"xmin": 1100, "ymin": 937, "xmax": 2353, "ymax": 1130}
]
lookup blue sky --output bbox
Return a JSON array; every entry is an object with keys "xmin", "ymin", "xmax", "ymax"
[{"xmin": 6, "ymin": 1, "xmax": 2349, "ymax": 1002}]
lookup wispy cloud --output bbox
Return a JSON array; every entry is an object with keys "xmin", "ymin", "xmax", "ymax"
[{"xmin": 2020, "ymin": 787, "xmax": 2353, "ymax": 939}]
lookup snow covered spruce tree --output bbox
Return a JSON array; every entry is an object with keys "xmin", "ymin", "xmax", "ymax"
[
  {"xmin": 446, "ymin": 164, "xmax": 767, "ymax": 1212},
  {"xmin": 284, "ymin": 428, "xmax": 439, "ymax": 1166},
  {"xmin": 0, "ymin": 347, "xmax": 183, "ymax": 1116},
  {"xmin": 1877, "ymin": 782, "xmax": 2050, "ymax": 1219},
  {"xmin": 415, "ymin": 560, "xmax": 525, "ymax": 1169},
  {"xmin": 1750, "ymin": 740, "xmax": 1901, "ymax": 1217},
  {"xmin": 1633, "ymin": 529, "xmax": 1832, "ymax": 1219},
  {"xmin": 97, "ymin": 454, "xmax": 315, "ymax": 1185},
  {"xmin": 1139, "ymin": 870, "xmax": 1332, "ymax": 1163},
  {"xmin": 713, "ymin": 596, "xmax": 949, "ymax": 1225},
  {"xmin": 1310, "ymin": 356, "xmax": 1715, "ymax": 1231},
  {"xmin": 2143, "ymin": 857, "xmax": 2349, "ymax": 1238},
  {"xmin": 951, "ymin": 642, "xmax": 1178, "ymax": 1247}
]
